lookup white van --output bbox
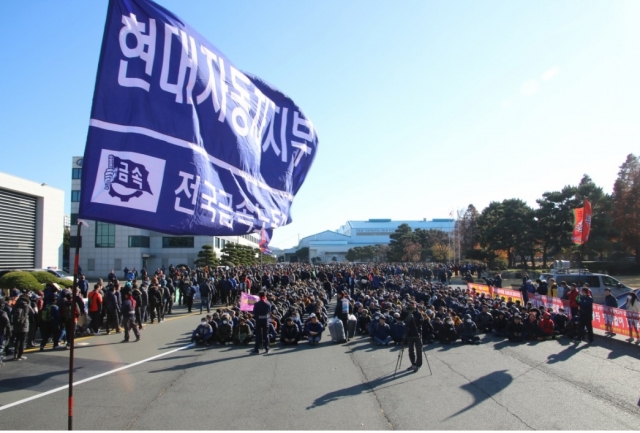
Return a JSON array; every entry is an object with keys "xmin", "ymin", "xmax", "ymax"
[{"xmin": 540, "ymin": 269, "xmax": 633, "ymax": 304}]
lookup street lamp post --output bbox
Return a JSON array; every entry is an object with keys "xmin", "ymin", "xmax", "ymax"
[{"xmin": 69, "ymin": 220, "xmax": 88, "ymax": 431}]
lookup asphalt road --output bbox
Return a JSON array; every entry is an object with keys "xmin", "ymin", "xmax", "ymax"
[{"xmin": 1, "ymin": 300, "xmax": 640, "ymax": 430}]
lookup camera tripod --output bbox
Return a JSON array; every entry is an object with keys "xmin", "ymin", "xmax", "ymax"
[{"xmin": 394, "ymin": 340, "xmax": 432, "ymax": 378}]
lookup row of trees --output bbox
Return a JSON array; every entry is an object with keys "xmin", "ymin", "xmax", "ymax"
[
  {"xmin": 343, "ymin": 154, "xmax": 640, "ymax": 269},
  {"xmin": 194, "ymin": 243, "xmax": 276, "ymax": 268}
]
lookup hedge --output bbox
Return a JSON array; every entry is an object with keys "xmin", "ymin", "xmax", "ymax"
[{"xmin": 0, "ymin": 271, "xmax": 43, "ymax": 292}]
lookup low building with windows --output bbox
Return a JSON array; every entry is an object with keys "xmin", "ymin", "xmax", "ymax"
[
  {"xmin": 0, "ymin": 172, "xmax": 64, "ymax": 270},
  {"xmin": 283, "ymin": 218, "xmax": 455, "ymax": 263},
  {"xmin": 70, "ymin": 157, "xmax": 261, "ymax": 279}
]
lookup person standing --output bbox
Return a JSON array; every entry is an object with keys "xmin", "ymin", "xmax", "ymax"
[
  {"xmin": 0, "ymin": 299, "xmax": 10, "ymax": 366},
  {"xmin": 625, "ymin": 292, "xmax": 640, "ymax": 342},
  {"xmin": 60, "ymin": 292, "xmax": 80, "ymax": 350},
  {"xmin": 78, "ymin": 275, "xmax": 89, "ymax": 298},
  {"xmin": 333, "ymin": 291, "xmax": 353, "ymax": 343},
  {"xmin": 11, "ymin": 292, "xmax": 34, "ymax": 361},
  {"xmin": 148, "ymin": 281, "xmax": 164, "ymax": 323},
  {"xmin": 199, "ymin": 279, "xmax": 211, "ymax": 314},
  {"xmin": 403, "ymin": 302, "xmax": 424, "ymax": 372},
  {"xmin": 120, "ymin": 291, "xmax": 140, "ymax": 342},
  {"xmin": 577, "ymin": 287, "xmax": 594, "ymax": 344},
  {"xmin": 252, "ymin": 291, "xmax": 271, "ymax": 354},
  {"xmin": 87, "ymin": 283, "xmax": 103, "ymax": 335},
  {"xmin": 568, "ymin": 283, "xmax": 580, "ymax": 318}
]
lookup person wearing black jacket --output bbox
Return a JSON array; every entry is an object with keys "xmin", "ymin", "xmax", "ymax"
[
  {"xmin": 0, "ymin": 299, "xmax": 10, "ymax": 366},
  {"xmin": 507, "ymin": 314, "xmax": 525, "ymax": 342},
  {"xmin": 578, "ymin": 288, "xmax": 594, "ymax": 343},
  {"xmin": 403, "ymin": 302, "xmax": 424, "ymax": 372},
  {"xmin": 199, "ymin": 280, "xmax": 212, "ymax": 314},
  {"xmin": 148, "ymin": 282, "xmax": 164, "ymax": 323},
  {"xmin": 280, "ymin": 317, "xmax": 300, "ymax": 345},
  {"xmin": 252, "ymin": 291, "xmax": 271, "ymax": 354},
  {"xmin": 103, "ymin": 285, "xmax": 122, "ymax": 334},
  {"xmin": 120, "ymin": 291, "xmax": 140, "ymax": 342}
]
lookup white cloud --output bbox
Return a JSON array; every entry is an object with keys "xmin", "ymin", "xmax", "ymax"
[
  {"xmin": 500, "ymin": 99, "xmax": 511, "ymax": 109},
  {"xmin": 542, "ymin": 66, "xmax": 560, "ymax": 81},
  {"xmin": 520, "ymin": 79, "xmax": 540, "ymax": 97}
]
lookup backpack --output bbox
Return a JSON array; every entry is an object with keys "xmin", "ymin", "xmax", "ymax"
[
  {"xmin": 12, "ymin": 304, "xmax": 28, "ymax": 328},
  {"xmin": 41, "ymin": 304, "xmax": 55, "ymax": 323}
]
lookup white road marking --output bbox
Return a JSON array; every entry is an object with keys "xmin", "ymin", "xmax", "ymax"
[{"xmin": 0, "ymin": 343, "xmax": 195, "ymax": 411}]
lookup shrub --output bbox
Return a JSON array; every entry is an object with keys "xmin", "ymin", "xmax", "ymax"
[
  {"xmin": 0, "ymin": 271, "xmax": 43, "ymax": 292},
  {"xmin": 57, "ymin": 279, "xmax": 74, "ymax": 288},
  {"xmin": 31, "ymin": 271, "xmax": 74, "ymax": 288},
  {"xmin": 31, "ymin": 271, "xmax": 59, "ymax": 284}
]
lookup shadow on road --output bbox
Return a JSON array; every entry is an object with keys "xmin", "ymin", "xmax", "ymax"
[
  {"xmin": 546, "ymin": 341, "xmax": 584, "ymax": 364},
  {"xmin": 445, "ymin": 370, "xmax": 513, "ymax": 420},
  {"xmin": 306, "ymin": 371, "xmax": 410, "ymax": 410},
  {"xmin": 0, "ymin": 369, "xmax": 70, "ymax": 390}
]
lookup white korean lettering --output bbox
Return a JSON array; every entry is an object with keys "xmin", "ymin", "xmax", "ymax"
[
  {"xmin": 118, "ymin": 161, "xmax": 129, "ymax": 183},
  {"xmin": 131, "ymin": 167, "xmax": 143, "ymax": 189},
  {"xmin": 235, "ymin": 199, "xmax": 256, "ymax": 231},
  {"xmin": 262, "ymin": 106, "xmax": 287, "ymax": 162},
  {"xmin": 118, "ymin": 14, "xmax": 156, "ymax": 91},
  {"xmin": 201, "ymin": 180, "xmax": 233, "ymax": 228},
  {"xmin": 160, "ymin": 24, "xmax": 198, "ymax": 103},
  {"xmin": 292, "ymin": 111, "xmax": 315, "ymax": 142},
  {"xmin": 229, "ymin": 67, "xmax": 252, "ymax": 137},
  {"xmin": 196, "ymin": 46, "xmax": 227, "ymax": 121},
  {"xmin": 174, "ymin": 171, "xmax": 200, "ymax": 215}
]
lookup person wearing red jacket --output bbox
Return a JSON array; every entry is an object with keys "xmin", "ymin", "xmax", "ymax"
[
  {"xmin": 538, "ymin": 312, "xmax": 556, "ymax": 340},
  {"xmin": 568, "ymin": 283, "xmax": 580, "ymax": 318}
]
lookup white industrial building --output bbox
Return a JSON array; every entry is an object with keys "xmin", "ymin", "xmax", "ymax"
[
  {"xmin": 283, "ymin": 218, "xmax": 455, "ymax": 263},
  {"xmin": 70, "ymin": 157, "xmax": 262, "ymax": 280},
  {"xmin": 0, "ymin": 172, "xmax": 64, "ymax": 270}
]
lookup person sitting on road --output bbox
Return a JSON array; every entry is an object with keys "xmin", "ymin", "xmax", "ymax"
[
  {"xmin": 357, "ymin": 308, "xmax": 371, "ymax": 335},
  {"xmin": 234, "ymin": 318, "xmax": 252, "ymax": 345},
  {"xmin": 552, "ymin": 308, "xmax": 569, "ymax": 335},
  {"xmin": 440, "ymin": 317, "xmax": 458, "ymax": 344},
  {"xmin": 507, "ymin": 314, "xmax": 525, "ymax": 342},
  {"xmin": 475, "ymin": 304, "xmax": 493, "ymax": 333},
  {"xmin": 493, "ymin": 310, "xmax": 510, "ymax": 337},
  {"xmin": 523, "ymin": 311, "xmax": 540, "ymax": 341},
  {"xmin": 538, "ymin": 312, "xmax": 556, "ymax": 340},
  {"xmin": 280, "ymin": 317, "xmax": 301, "ymax": 345},
  {"xmin": 191, "ymin": 318, "xmax": 213, "ymax": 346},
  {"xmin": 305, "ymin": 313, "xmax": 324, "ymax": 346},
  {"xmin": 217, "ymin": 314, "xmax": 233, "ymax": 345},
  {"xmin": 372, "ymin": 315, "xmax": 392, "ymax": 346},
  {"xmin": 390, "ymin": 313, "xmax": 405, "ymax": 345},
  {"xmin": 460, "ymin": 314, "xmax": 480, "ymax": 344}
]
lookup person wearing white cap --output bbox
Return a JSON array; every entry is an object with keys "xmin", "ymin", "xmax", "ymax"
[{"xmin": 305, "ymin": 313, "xmax": 324, "ymax": 346}]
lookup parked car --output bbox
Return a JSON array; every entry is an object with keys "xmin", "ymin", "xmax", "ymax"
[{"xmin": 540, "ymin": 269, "xmax": 634, "ymax": 304}]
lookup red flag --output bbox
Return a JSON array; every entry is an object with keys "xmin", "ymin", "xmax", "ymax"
[
  {"xmin": 582, "ymin": 199, "xmax": 592, "ymax": 244},
  {"xmin": 572, "ymin": 207, "xmax": 584, "ymax": 245}
]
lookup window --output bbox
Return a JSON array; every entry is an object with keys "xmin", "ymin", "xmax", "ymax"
[
  {"xmin": 128, "ymin": 236, "xmax": 150, "ymax": 248},
  {"xmin": 162, "ymin": 237, "xmax": 194, "ymax": 248},
  {"xmin": 215, "ymin": 237, "xmax": 220, "ymax": 248},
  {"xmin": 87, "ymin": 258, "xmax": 95, "ymax": 272},
  {"xmin": 72, "ymin": 168, "xmax": 82, "ymax": 179},
  {"xmin": 71, "ymin": 190, "xmax": 81, "ymax": 202},
  {"xmin": 70, "ymin": 213, "xmax": 78, "ymax": 226},
  {"xmin": 70, "ymin": 236, "xmax": 82, "ymax": 248},
  {"xmin": 221, "ymin": 239, "xmax": 226, "ymax": 248},
  {"xmin": 95, "ymin": 222, "xmax": 115, "ymax": 248}
]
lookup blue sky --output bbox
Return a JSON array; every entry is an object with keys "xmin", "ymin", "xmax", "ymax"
[{"xmin": 1, "ymin": 0, "xmax": 639, "ymax": 249}]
